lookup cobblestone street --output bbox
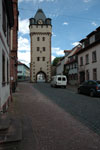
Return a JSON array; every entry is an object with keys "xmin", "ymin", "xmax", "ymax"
[{"xmin": 8, "ymin": 82, "xmax": 100, "ymax": 150}]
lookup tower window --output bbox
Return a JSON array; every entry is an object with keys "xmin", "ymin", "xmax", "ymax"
[
  {"xmin": 37, "ymin": 37, "xmax": 40, "ymax": 41},
  {"xmin": 42, "ymin": 37, "xmax": 45, "ymax": 41},
  {"xmin": 37, "ymin": 47, "xmax": 40, "ymax": 51},
  {"xmin": 43, "ymin": 57, "xmax": 45, "ymax": 61},
  {"xmin": 43, "ymin": 47, "xmax": 46, "ymax": 51},
  {"xmin": 37, "ymin": 57, "xmax": 40, "ymax": 61}
]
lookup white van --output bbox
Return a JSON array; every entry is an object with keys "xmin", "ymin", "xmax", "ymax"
[{"xmin": 51, "ymin": 75, "xmax": 67, "ymax": 88}]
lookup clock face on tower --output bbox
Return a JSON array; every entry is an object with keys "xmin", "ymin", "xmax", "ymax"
[{"xmin": 38, "ymin": 19, "xmax": 43, "ymax": 24}]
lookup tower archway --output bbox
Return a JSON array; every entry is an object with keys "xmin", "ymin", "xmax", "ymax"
[{"xmin": 36, "ymin": 71, "xmax": 47, "ymax": 83}]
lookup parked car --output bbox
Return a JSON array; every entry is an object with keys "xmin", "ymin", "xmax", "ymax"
[
  {"xmin": 78, "ymin": 80, "xmax": 100, "ymax": 97},
  {"xmin": 51, "ymin": 75, "xmax": 67, "ymax": 88}
]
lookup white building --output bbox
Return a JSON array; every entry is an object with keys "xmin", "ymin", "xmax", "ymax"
[
  {"xmin": 0, "ymin": 0, "xmax": 14, "ymax": 112},
  {"xmin": 77, "ymin": 27, "xmax": 100, "ymax": 83},
  {"xmin": 56, "ymin": 51, "xmax": 71, "ymax": 75},
  {"xmin": 29, "ymin": 9, "xmax": 52, "ymax": 82},
  {"xmin": 56, "ymin": 57, "xmax": 66, "ymax": 75},
  {"xmin": 17, "ymin": 62, "xmax": 30, "ymax": 81}
]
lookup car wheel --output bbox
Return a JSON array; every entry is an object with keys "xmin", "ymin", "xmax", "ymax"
[{"xmin": 90, "ymin": 91, "xmax": 94, "ymax": 97}]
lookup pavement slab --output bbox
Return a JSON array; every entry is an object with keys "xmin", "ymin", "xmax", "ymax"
[
  {"xmin": 0, "ymin": 118, "xmax": 22, "ymax": 144},
  {"xmin": 8, "ymin": 82, "xmax": 100, "ymax": 150},
  {"xmin": 0, "ymin": 114, "xmax": 10, "ymax": 131}
]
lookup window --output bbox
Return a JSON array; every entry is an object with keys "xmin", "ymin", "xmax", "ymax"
[
  {"xmin": 42, "ymin": 37, "xmax": 45, "ymax": 41},
  {"xmin": 93, "ymin": 68, "xmax": 97, "ymax": 80},
  {"xmin": 86, "ymin": 70, "xmax": 89, "ymax": 80},
  {"xmin": 74, "ymin": 63, "xmax": 77, "ymax": 68},
  {"xmin": 82, "ymin": 42, "xmax": 85, "ymax": 49},
  {"xmin": 58, "ymin": 77, "xmax": 61, "ymax": 81},
  {"xmin": 43, "ymin": 57, "xmax": 45, "ymax": 61},
  {"xmin": 43, "ymin": 47, "xmax": 46, "ymax": 51},
  {"xmin": 7, "ymin": 23, "xmax": 10, "ymax": 45},
  {"xmin": 75, "ymin": 74, "xmax": 77, "ymax": 80},
  {"xmin": 62, "ymin": 77, "xmax": 66, "ymax": 81},
  {"xmin": 2, "ymin": 51, "xmax": 5, "ymax": 84},
  {"xmin": 37, "ymin": 57, "xmax": 40, "ymax": 61},
  {"xmin": 37, "ymin": 47, "xmax": 40, "ymax": 51},
  {"xmin": 85, "ymin": 54, "xmax": 89, "ymax": 64},
  {"xmin": 88, "ymin": 81, "xmax": 96, "ymax": 85},
  {"xmin": 18, "ymin": 71, "xmax": 22, "ymax": 73},
  {"xmin": 89, "ymin": 35, "xmax": 95, "ymax": 44},
  {"xmin": 80, "ymin": 57, "xmax": 83, "ymax": 66},
  {"xmin": 7, "ymin": 59, "xmax": 9, "ymax": 83},
  {"xmin": 2, "ymin": 2, "xmax": 6, "ymax": 36},
  {"xmin": 72, "ymin": 64, "xmax": 73, "ymax": 69},
  {"xmin": 37, "ymin": 37, "xmax": 40, "ymax": 41},
  {"xmin": 82, "ymin": 81, "xmax": 88, "ymax": 86},
  {"xmin": 92, "ymin": 51, "xmax": 97, "ymax": 62}
]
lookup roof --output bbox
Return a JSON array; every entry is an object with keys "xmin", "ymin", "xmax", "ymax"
[
  {"xmin": 64, "ymin": 50, "xmax": 72, "ymax": 53},
  {"xmin": 64, "ymin": 44, "xmax": 82, "ymax": 65},
  {"xmin": 72, "ymin": 45, "xmax": 82, "ymax": 56},
  {"xmin": 78, "ymin": 26, "xmax": 100, "ymax": 54},
  {"xmin": 18, "ymin": 61, "xmax": 30, "ymax": 69},
  {"xmin": 34, "ymin": 9, "xmax": 46, "ymax": 22},
  {"xmin": 80, "ymin": 26, "xmax": 100, "ymax": 43},
  {"xmin": 18, "ymin": 61, "xmax": 23, "ymax": 65}
]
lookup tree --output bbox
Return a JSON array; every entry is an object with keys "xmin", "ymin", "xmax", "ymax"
[{"xmin": 52, "ymin": 57, "xmax": 62, "ymax": 66}]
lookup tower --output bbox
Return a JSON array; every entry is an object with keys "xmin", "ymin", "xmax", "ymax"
[{"xmin": 29, "ymin": 9, "xmax": 52, "ymax": 82}]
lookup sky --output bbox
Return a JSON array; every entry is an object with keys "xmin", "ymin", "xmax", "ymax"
[{"xmin": 18, "ymin": 0, "xmax": 100, "ymax": 66}]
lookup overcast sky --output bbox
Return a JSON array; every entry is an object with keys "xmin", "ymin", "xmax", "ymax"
[{"xmin": 18, "ymin": 0, "xmax": 100, "ymax": 66}]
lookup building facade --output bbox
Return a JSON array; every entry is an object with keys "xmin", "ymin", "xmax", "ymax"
[
  {"xmin": 56, "ymin": 51, "xmax": 72, "ymax": 75},
  {"xmin": 65, "ymin": 45, "xmax": 81, "ymax": 85},
  {"xmin": 10, "ymin": 0, "xmax": 18, "ymax": 92},
  {"xmin": 17, "ymin": 62, "xmax": 30, "ymax": 81},
  {"xmin": 78, "ymin": 27, "xmax": 100, "ymax": 83},
  {"xmin": 0, "ymin": 0, "xmax": 14, "ymax": 112},
  {"xmin": 29, "ymin": 9, "xmax": 52, "ymax": 82},
  {"xmin": 56, "ymin": 57, "xmax": 66, "ymax": 75}
]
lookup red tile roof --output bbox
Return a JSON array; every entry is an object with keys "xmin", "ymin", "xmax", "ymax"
[{"xmin": 64, "ymin": 50, "xmax": 72, "ymax": 53}]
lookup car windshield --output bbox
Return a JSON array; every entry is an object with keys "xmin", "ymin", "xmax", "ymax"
[{"xmin": 81, "ymin": 81, "xmax": 88, "ymax": 85}]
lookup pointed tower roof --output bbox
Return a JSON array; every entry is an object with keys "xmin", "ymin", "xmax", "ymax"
[{"xmin": 34, "ymin": 9, "xmax": 46, "ymax": 22}]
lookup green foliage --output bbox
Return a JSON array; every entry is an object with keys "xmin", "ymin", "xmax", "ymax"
[{"xmin": 52, "ymin": 57, "xmax": 62, "ymax": 66}]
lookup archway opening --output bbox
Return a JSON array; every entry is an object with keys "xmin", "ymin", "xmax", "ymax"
[{"xmin": 36, "ymin": 71, "xmax": 47, "ymax": 83}]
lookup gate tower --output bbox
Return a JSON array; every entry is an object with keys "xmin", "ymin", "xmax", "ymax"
[{"xmin": 29, "ymin": 9, "xmax": 52, "ymax": 82}]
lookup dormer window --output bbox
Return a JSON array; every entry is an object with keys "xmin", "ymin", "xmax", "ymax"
[
  {"xmin": 89, "ymin": 35, "xmax": 95, "ymax": 44},
  {"xmin": 82, "ymin": 42, "xmax": 85, "ymax": 49}
]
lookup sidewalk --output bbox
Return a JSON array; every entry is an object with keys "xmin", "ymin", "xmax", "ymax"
[{"xmin": 8, "ymin": 82, "xmax": 100, "ymax": 150}]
